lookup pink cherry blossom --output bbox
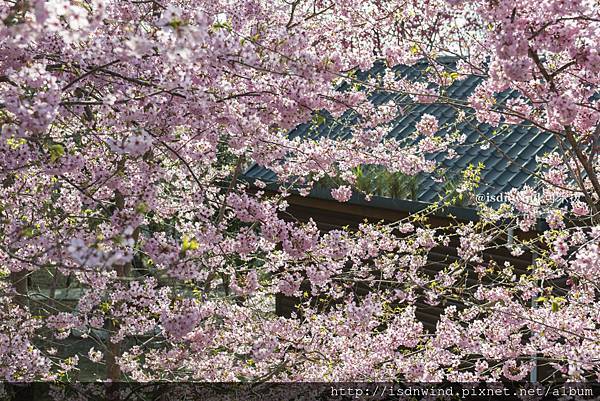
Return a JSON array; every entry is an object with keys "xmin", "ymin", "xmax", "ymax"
[
  {"xmin": 331, "ymin": 185, "xmax": 352, "ymax": 202},
  {"xmin": 0, "ymin": 0, "xmax": 599, "ymax": 387}
]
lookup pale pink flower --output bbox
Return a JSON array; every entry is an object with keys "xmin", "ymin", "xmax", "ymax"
[{"xmin": 331, "ymin": 185, "xmax": 352, "ymax": 202}]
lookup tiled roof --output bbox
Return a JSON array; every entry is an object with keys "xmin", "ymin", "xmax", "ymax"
[{"xmin": 244, "ymin": 58, "xmax": 557, "ymax": 209}]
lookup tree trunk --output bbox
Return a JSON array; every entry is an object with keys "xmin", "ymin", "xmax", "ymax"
[{"xmin": 10, "ymin": 269, "xmax": 28, "ymax": 307}]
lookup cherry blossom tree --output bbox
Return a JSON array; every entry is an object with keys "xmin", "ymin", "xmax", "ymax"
[{"xmin": 0, "ymin": 0, "xmax": 599, "ymax": 389}]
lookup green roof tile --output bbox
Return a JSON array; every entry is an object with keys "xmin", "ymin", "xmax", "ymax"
[{"xmin": 243, "ymin": 59, "xmax": 557, "ymax": 209}]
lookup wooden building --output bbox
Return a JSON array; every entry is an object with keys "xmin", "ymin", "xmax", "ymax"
[{"xmin": 242, "ymin": 58, "xmax": 560, "ymax": 380}]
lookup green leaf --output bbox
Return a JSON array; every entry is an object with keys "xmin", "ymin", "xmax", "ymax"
[
  {"xmin": 312, "ymin": 113, "xmax": 326, "ymax": 126},
  {"xmin": 182, "ymin": 236, "xmax": 199, "ymax": 252},
  {"xmin": 168, "ymin": 19, "xmax": 185, "ymax": 29},
  {"xmin": 135, "ymin": 202, "xmax": 149, "ymax": 214},
  {"xmin": 100, "ymin": 301, "xmax": 111, "ymax": 313},
  {"xmin": 49, "ymin": 144, "xmax": 65, "ymax": 162}
]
